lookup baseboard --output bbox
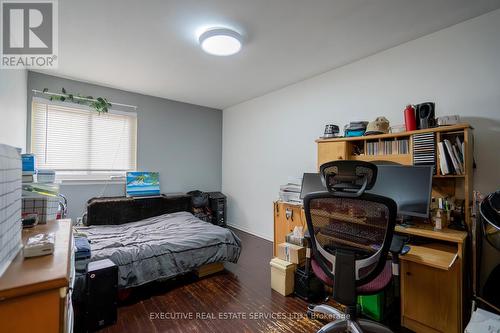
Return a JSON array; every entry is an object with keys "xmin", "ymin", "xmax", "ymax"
[{"xmin": 227, "ymin": 223, "xmax": 273, "ymax": 242}]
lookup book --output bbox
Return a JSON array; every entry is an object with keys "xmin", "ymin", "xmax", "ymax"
[
  {"xmin": 455, "ymin": 136, "xmax": 464, "ymax": 159},
  {"xmin": 21, "ymin": 154, "xmax": 35, "ymax": 175},
  {"xmin": 452, "ymin": 137, "xmax": 464, "ymax": 164},
  {"xmin": 452, "ymin": 145, "xmax": 464, "ymax": 173},
  {"xmin": 444, "ymin": 139, "xmax": 462, "ymax": 175},
  {"xmin": 437, "ymin": 142, "xmax": 450, "ymax": 175}
]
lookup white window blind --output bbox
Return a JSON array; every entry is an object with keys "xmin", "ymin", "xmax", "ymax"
[{"xmin": 31, "ymin": 100, "xmax": 137, "ymax": 176}]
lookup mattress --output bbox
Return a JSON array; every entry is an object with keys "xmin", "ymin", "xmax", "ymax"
[{"xmin": 74, "ymin": 211, "xmax": 241, "ymax": 288}]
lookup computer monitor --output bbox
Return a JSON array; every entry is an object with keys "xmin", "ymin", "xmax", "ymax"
[
  {"xmin": 367, "ymin": 165, "xmax": 433, "ymax": 218},
  {"xmin": 301, "ymin": 165, "xmax": 433, "ymax": 219},
  {"xmin": 126, "ymin": 171, "xmax": 160, "ymax": 197},
  {"xmin": 300, "ymin": 173, "xmax": 326, "ymax": 199}
]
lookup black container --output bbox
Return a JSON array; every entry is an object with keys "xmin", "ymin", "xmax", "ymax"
[
  {"xmin": 85, "ymin": 259, "xmax": 118, "ymax": 331},
  {"xmin": 480, "ymin": 190, "xmax": 500, "ymax": 250},
  {"xmin": 294, "ymin": 266, "xmax": 325, "ymax": 302}
]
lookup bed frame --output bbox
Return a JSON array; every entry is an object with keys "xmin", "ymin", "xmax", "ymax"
[
  {"xmin": 85, "ymin": 194, "xmax": 192, "ymax": 226},
  {"xmin": 84, "ymin": 194, "xmax": 225, "ymax": 277}
]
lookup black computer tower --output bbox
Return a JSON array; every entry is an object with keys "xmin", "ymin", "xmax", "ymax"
[
  {"xmin": 85, "ymin": 259, "xmax": 118, "ymax": 331},
  {"xmin": 208, "ymin": 192, "xmax": 226, "ymax": 227}
]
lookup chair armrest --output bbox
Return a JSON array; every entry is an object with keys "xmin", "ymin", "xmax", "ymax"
[
  {"xmin": 304, "ymin": 230, "xmax": 312, "ymax": 256},
  {"xmin": 388, "ymin": 234, "xmax": 409, "ymax": 294},
  {"xmin": 304, "ymin": 229, "xmax": 312, "ymax": 276}
]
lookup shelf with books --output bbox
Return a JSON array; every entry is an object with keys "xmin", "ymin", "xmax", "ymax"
[
  {"xmin": 364, "ymin": 137, "xmax": 410, "ymax": 156},
  {"xmin": 347, "ymin": 135, "xmax": 412, "ymax": 165},
  {"xmin": 436, "ymin": 130, "xmax": 466, "ymax": 177}
]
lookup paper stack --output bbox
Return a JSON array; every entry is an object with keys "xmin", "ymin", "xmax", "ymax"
[{"xmin": 279, "ymin": 177, "xmax": 302, "ymax": 203}]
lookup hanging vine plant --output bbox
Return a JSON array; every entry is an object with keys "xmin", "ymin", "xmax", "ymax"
[{"xmin": 42, "ymin": 87, "xmax": 112, "ymax": 113}]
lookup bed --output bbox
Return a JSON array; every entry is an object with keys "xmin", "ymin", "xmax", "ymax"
[{"xmin": 75, "ymin": 195, "xmax": 241, "ymax": 289}]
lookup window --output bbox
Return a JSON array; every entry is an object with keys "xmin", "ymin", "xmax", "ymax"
[{"xmin": 31, "ymin": 99, "xmax": 137, "ymax": 181}]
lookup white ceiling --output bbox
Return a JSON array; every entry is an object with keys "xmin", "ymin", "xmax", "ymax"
[{"xmin": 39, "ymin": 0, "xmax": 500, "ymax": 109}]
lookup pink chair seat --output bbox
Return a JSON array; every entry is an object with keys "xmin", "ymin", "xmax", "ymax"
[{"xmin": 311, "ymin": 259, "xmax": 392, "ymax": 295}]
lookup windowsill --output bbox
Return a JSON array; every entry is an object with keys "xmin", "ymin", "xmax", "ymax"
[{"xmin": 58, "ymin": 178, "xmax": 126, "ymax": 186}]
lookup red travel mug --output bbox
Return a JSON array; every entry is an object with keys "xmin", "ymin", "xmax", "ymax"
[{"xmin": 404, "ymin": 105, "xmax": 417, "ymax": 131}]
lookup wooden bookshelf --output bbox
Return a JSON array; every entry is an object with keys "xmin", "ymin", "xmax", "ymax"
[{"xmin": 316, "ymin": 123, "xmax": 474, "ymax": 228}]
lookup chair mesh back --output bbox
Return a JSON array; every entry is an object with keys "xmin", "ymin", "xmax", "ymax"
[{"xmin": 307, "ymin": 195, "xmax": 391, "ymax": 280}]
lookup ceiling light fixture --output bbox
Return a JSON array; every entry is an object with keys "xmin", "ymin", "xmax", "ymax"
[{"xmin": 199, "ymin": 28, "xmax": 242, "ymax": 56}]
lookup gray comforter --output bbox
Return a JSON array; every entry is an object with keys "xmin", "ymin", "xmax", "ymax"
[{"xmin": 75, "ymin": 211, "xmax": 241, "ymax": 288}]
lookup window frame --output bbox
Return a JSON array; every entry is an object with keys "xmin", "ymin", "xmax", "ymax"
[{"xmin": 29, "ymin": 98, "xmax": 138, "ymax": 183}]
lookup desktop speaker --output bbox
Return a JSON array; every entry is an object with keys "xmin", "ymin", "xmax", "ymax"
[
  {"xmin": 85, "ymin": 259, "xmax": 118, "ymax": 331},
  {"xmin": 415, "ymin": 102, "xmax": 436, "ymax": 129}
]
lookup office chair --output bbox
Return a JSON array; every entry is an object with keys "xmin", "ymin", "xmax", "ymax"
[{"xmin": 304, "ymin": 160, "xmax": 402, "ymax": 333}]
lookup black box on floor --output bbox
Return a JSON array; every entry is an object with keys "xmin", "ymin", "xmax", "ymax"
[
  {"xmin": 294, "ymin": 266, "xmax": 325, "ymax": 302},
  {"xmin": 208, "ymin": 192, "xmax": 227, "ymax": 227},
  {"xmin": 85, "ymin": 259, "xmax": 118, "ymax": 332}
]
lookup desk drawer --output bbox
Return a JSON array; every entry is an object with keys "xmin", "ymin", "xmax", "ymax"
[
  {"xmin": 0, "ymin": 289, "xmax": 61, "ymax": 332},
  {"xmin": 317, "ymin": 142, "xmax": 347, "ymax": 168}
]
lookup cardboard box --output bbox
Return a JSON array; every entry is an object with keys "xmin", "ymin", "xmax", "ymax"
[
  {"xmin": 277, "ymin": 242, "xmax": 306, "ymax": 265},
  {"xmin": 270, "ymin": 257, "xmax": 296, "ymax": 296},
  {"xmin": 22, "ymin": 197, "xmax": 59, "ymax": 224}
]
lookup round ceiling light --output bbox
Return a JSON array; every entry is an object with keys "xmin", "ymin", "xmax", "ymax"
[{"xmin": 199, "ymin": 28, "xmax": 242, "ymax": 56}]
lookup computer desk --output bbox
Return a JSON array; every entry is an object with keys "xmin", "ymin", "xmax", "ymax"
[
  {"xmin": 312, "ymin": 124, "xmax": 474, "ymax": 332},
  {"xmin": 273, "ymin": 201, "xmax": 468, "ymax": 333}
]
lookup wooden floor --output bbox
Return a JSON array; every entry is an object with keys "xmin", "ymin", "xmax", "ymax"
[{"xmin": 98, "ymin": 228, "xmax": 324, "ymax": 333}]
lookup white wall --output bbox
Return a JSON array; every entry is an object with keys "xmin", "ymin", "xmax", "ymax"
[
  {"xmin": 222, "ymin": 9, "xmax": 500, "ymax": 240},
  {"xmin": 0, "ymin": 70, "xmax": 27, "ymax": 151}
]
